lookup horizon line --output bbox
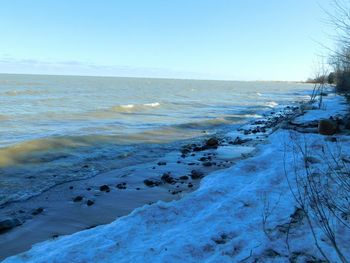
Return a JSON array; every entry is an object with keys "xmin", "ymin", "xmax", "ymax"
[{"xmin": 0, "ymin": 72, "xmax": 306, "ymax": 83}]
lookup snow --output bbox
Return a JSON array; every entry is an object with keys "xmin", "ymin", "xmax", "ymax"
[
  {"xmin": 3, "ymin": 94, "xmax": 350, "ymax": 263},
  {"xmin": 216, "ymin": 145, "xmax": 256, "ymax": 160},
  {"xmin": 294, "ymin": 93, "xmax": 348, "ymax": 123}
]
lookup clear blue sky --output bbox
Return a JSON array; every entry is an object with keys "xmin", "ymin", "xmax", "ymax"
[{"xmin": 0, "ymin": 0, "xmax": 334, "ymax": 81}]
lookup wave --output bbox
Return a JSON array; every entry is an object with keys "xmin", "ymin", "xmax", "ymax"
[
  {"xmin": 111, "ymin": 102, "xmax": 161, "ymax": 113},
  {"xmin": 265, "ymin": 101, "xmax": 278, "ymax": 108},
  {"xmin": 0, "ymin": 135, "xmax": 111, "ymax": 167},
  {"xmin": 4, "ymin": 90, "xmax": 45, "ymax": 96}
]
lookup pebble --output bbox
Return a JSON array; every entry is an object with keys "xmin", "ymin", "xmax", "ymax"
[
  {"xmin": 0, "ymin": 218, "xmax": 22, "ymax": 233},
  {"xmin": 99, "ymin": 185, "xmax": 110, "ymax": 192},
  {"xmin": 143, "ymin": 179, "xmax": 161, "ymax": 187},
  {"xmin": 190, "ymin": 170, "xmax": 204, "ymax": 179},
  {"xmin": 73, "ymin": 196, "xmax": 83, "ymax": 202},
  {"xmin": 87, "ymin": 200, "xmax": 94, "ymax": 206}
]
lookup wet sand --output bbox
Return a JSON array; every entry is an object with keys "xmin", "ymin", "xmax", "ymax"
[{"xmin": 0, "ymin": 145, "xmax": 231, "ymax": 259}]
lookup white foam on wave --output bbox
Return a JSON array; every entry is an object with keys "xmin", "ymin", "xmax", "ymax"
[
  {"xmin": 120, "ymin": 104, "xmax": 135, "ymax": 109},
  {"xmin": 112, "ymin": 102, "xmax": 161, "ymax": 112},
  {"xmin": 143, "ymin": 102, "xmax": 160, "ymax": 107},
  {"xmin": 265, "ymin": 101, "xmax": 278, "ymax": 108}
]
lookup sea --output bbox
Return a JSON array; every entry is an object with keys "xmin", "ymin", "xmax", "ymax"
[{"xmin": 0, "ymin": 74, "xmax": 313, "ymax": 205}]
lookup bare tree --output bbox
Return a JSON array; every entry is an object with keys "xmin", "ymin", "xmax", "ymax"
[
  {"xmin": 285, "ymin": 133, "xmax": 350, "ymax": 263},
  {"xmin": 325, "ymin": 0, "xmax": 350, "ymax": 91}
]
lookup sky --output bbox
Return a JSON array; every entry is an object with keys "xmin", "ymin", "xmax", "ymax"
[{"xmin": 0, "ymin": 0, "xmax": 335, "ymax": 81}]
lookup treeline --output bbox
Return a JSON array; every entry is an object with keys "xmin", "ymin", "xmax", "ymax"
[
  {"xmin": 306, "ymin": 72, "xmax": 336, "ymax": 85},
  {"xmin": 307, "ymin": 1, "xmax": 350, "ymax": 92}
]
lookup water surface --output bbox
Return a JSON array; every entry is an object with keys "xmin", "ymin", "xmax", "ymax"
[{"xmin": 0, "ymin": 74, "xmax": 312, "ymax": 205}]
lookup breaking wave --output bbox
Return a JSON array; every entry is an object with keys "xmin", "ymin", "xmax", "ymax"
[
  {"xmin": 265, "ymin": 101, "xmax": 278, "ymax": 108},
  {"xmin": 111, "ymin": 102, "xmax": 161, "ymax": 113}
]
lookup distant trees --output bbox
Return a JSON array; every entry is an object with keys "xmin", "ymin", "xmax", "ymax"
[{"xmin": 306, "ymin": 73, "xmax": 334, "ymax": 84}]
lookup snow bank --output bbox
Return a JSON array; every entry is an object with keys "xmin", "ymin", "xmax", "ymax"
[
  {"xmin": 294, "ymin": 93, "xmax": 348, "ymax": 123},
  {"xmin": 216, "ymin": 145, "xmax": 256, "ymax": 160},
  {"xmin": 3, "ymin": 94, "xmax": 350, "ymax": 263}
]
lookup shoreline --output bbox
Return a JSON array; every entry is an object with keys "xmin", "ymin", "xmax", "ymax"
[
  {"xmin": 0, "ymin": 97, "xmax": 305, "ymax": 260},
  {"xmin": 3, "ymin": 91, "xmax": 349, "ymax": 262},
  {"xmin": 0, "ymin": 100, "xmax": 297, "ymax": 259}
]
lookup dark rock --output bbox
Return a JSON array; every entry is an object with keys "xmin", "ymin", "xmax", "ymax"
[
  {"xmin": 180, "ymin": 144, "xmax": 192, "ymax": 154},
  {"xmin": 188, "ymin": 162, "xmax": 196, "ymax": 166},
  {"xmin": 233, "ymin": 137, "xmax": 247, "ymax": 145},
  {"xmin": 32, "ymin": 207, "xmax": 44, "ymax": 215},
  {"xmin": 0, "ymin": 218, "xmax": 22, "ymax": 233},
  {"xmin": 143, "ymin": 179, "xmax": 161, "ymax": 187},
  {"xmin": 136, "ymin": 187, "xmax": 141, "ymax": 190},
  {"xmin": 179, "ymin": 175, "xmax": 189, "ymax": 180},
  {"xmin": 188, "ymin": 183, "xmax": 194, "ymax": 188},
  {"xmin": 69, "ymin": 186, "xmax": 74, "ymax": 190},
  {"xmin": 144, "ymin": 179, "xmax": 154, "ymax": 187},
  {"xmin": 161, "ymin": 173, "xmax": 176, "ymax": 184},
  {"xmin": 181, "ymin": 149, "xmax": 190, "ymax": 155},
  {"xmin": 99, "ymin": 185, "xmax": 110, "ymax": 192},
  {"xmin": 157, "ymin": 161, "xmax": 167, "ymax": 166},
  {"xmin": 193, "ymin": 146, "xmax": 203, "ymax": 152},
  {"xmin": 86, "ymin": 187, "xmax": 91, "ymax": 191},
  {"xmin": 190, "ymin": 170, "xmax": 204, "ymax": 179},
  {"xmin": 318, "ymin": 119, "xmax": 338, "ymax": 135},
  {"xmin": 206, "ymin": 137, "xmax": 219, "ymax": 147},
  {"xmin": 73, "ymin": 196, "xmax": 83, "ymax": 202},
  {"xmin": 87, "ymin": 200, "xmax": 94, "ymax": 206}
]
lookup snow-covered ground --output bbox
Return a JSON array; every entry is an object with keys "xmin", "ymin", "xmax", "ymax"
[{"xmin": 3, "ymin": 94, "xmax": 350, "ymax": 263}]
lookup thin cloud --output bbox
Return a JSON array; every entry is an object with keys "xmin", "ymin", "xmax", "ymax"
[{"xmin": 0, "ymin": 56, "xmax": 217, "ymax": 80}]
